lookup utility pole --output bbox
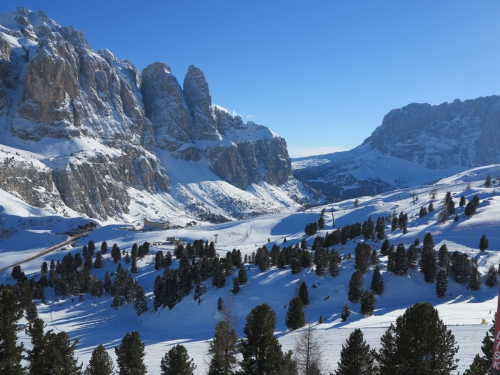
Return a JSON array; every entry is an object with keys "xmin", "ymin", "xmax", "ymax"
[{"xmin": 214, "ymin": 234, "xmax": 218, "ymax": 244}]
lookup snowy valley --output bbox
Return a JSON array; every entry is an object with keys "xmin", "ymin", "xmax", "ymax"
[{"xmin": 1, "ymin": 164, "xmax": 500, "ymax": 374}]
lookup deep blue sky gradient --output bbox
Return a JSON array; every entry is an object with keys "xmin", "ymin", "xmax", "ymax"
[{"xmin": 2, "ymin": 1, "xmax": 500, "ymax": 156}]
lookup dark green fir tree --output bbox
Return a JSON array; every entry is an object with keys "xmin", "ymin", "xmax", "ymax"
[
  {"xmin": 335, "ymin": 328, "xmax": 374, "ymax": 375},
  {"xmin": 285, "ymin": 297, "xmax": 306, "ymax": 331},
  {"xmin": 341, "ymin": 303, "xmax": 350, "ymax": 322},
  {"xmin": 161, "ymin": 344, "xmax": 196, "ymax": 375},
  {"xmin": 370, "ymin": 266, "xmax": 384, "ymax": 296},
  {"xmin": 348, "ymin": 270, "xmax": 364, "ymax": 303},
  {"xmin": 374, "ymin": 302, "xmax": 458, "ymax": 374},
  {"xmin": 115, "ymin": 331, "xmax": 146, "ymax": 375},
  {"xmin": 0, "ymin": 288, "xmax": 25, "ymax": 375},
  {"xmin": 299, "ymin": 281, "xmax": 309, "ymax": 305},
  {"xmin": 436, "ymin": 268, "xmax": 448, "ymax": 298},
  {"xmin": 84, "ymin": 344, "xmax": 114, "ymax": 375},
  {"xmin": 239, "ymin": 304, "xmax": 286, "ymax": 375}
]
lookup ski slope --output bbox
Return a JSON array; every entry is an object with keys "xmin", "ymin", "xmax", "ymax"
[{"xmin": 2, "ymin": 164, "xmax": 500, "ymax": 374}]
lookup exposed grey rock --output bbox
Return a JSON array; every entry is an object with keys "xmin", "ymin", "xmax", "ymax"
[
  {"xmin": 0, "ymin": 7, "xmax": 297, "ymax": 220},
  {"xmin": 366, "ymin": 97, "xmax": 500, "ymax": 169},
  {"xmin": 294, "ymin": 96, "xmax": 500, "ymax": 200},
  {"xmin": 183, "ymin": 65, "xmax": 219, "ymax": 140},
  {"xmin": 0, "ymin": 158, "xmax": 64, "ymax": 211},
  {"xmin": 141, "ymin": 62, "xmax": 192, "ymax": 152}
]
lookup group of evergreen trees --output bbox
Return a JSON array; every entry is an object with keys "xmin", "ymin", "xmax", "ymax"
[
  {"xmin": 305, "ymin": 212, "xmax": 397, "ymax": 245},
  {"xmin": 334, "ymin": 302, "xmax": 459, "ymax": 374}
]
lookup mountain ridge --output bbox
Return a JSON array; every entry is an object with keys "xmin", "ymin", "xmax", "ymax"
[
  {"xmin": 0, "ymin": 7, "xmax": 321, "ymax": 221},
  {"xmin": 293, "ymin": 95, "xmax": 500, "ymax": 200}
]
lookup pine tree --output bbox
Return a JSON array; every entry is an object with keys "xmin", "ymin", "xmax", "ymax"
[
  {"xmin": 375, "ymin": 216, "xmax": 385, "ymax": 240},
  {"xmin": 341, "ymin": 303, "xmax": 351, "ymax": 322},
  {"xmin": 335, "ymin": 328, "xmax": 374, "ymax": 375},
  {"xmin": 450, "ymin": 252, "xmax": 472, "ymax": 284},
  {"xmin": 93, "ymin": 251, "xmax": 103, "ymax": 269},
  {"xmin": 26, "ymin": 317, "xmax": 46, "ymax": 375},
  {"xmin": 231, "ymin": 277, "xmax": 240, "ymax": 295},
  {"xmin": 391, "ymin": 216, "xmax": 399, "ymax": 231},
  {"xmin": 348, "ymin": 270, "xmax": 364, "ymax": 303},
  {"xmin": 438, "ymin": 244, "xmax": 450, "ymax": 274},
  {"xmin": 380, "ymin": 239, "xmax": 391, "ymax": 256},
  {"xmin": 317, "ymin": 215, "xmax": 325, "ymax": 230},
  {"xmin": 161, "ymin": 344, "xmax": 196, "ymax": 375},
  {"xmin": 84, "ymin": 344, "xmax": 114, "ymax": 375},
  {"xmin": 238, "ymin": 265, "xmax": 248, "ymax": 285},
  {"xmin": 392, "ymin": 244, "xmax": 408, "ymax": 275},
  {"xmin": 387, "ymin": 245, "xmax": 395, "ymax": 272},
  {"xmin": 374, "ymin": 302, "xmax": 458, "ymax": 374},
  {"xmin": 370, "ymin": 266, "xmax": 384, "ymax": 295},
  {"xmin": 329, "ymin": 249, "xmax": 342, "ymax": 277},
  {"xmin": 468, "ymin": 265, "xmax": 481, "ymax": 291},
  {"xmin": 111, "ymin": 244, "xmax": 121, "ymax": 263},
  {"xmin": 354, "ymin": 243, "xmax": 371, "ymax": 274},
  {"xmin": 479, "ymin": 235, "xmax": 489, "ymax": 252},
  {"xmin": 131, "ymin": 256, "xmax": 138, "ymax": 273},
  {"xmin": 285, "ymin": 297, "xmax": 306, "ymax": 331},
  {"xmin": 256, "ymin": 246, "xmax": 270, "ymax": 272},
  {"xmin": 436, "ymin": 268, "xmax": 448, "ymax": 298},
  {"xmin": 406, "ymin": 245, "xmax": 418, "ymax": 270},
  {"xmin": 420, "ymin": 232, "xmax": 437, "ymax": 283},
  {"xmin": 419, "ymin": 206, "xmax": 428, "ymax": 218},
  {"xmin": 0, "ymin": 288, "xmax": 25, "ymax": 375},
  {"xmin": 459, "ymin": 196, "xmax": 466, "ymax": 208},
  {"xmin": 428, "ymin": 201, "xmax": 435, "ymax": 212},
  {"xmin": 42, "ymin": 331, "xmax": 82, "ymax": 375},
  {"xmin": 485, "ymin": 264, "xmax": 498, "ymax": 287},
  {"xmin": 217, "ymin": 297, "xmax": 225, "ymax": 312},
  {"xmin": 133, "ymin": 286, "xmax": 148, "ymax": 316},
  {"xmin": 239, "ymin": 303, "xmax": 285, "ymax": 375},
  {"xmin": 291, "ymin": 258, "xmax": 302, "ymax": 274},
  {"xmin": 101, "ymin": 241, "xmax": 108, "ymax": 255},
  {"xmin": 208, "ymin": 317, "xmax": 238, "ymax": 375},
  {"xmin": 359, "ymin": 290, "xmax": 376, "ymax": 316},
  {"xmin": 485, "ymin": 173, "xmax": 492, "ymax": 187},
  {"xmin": 298, "ymin": 281, "xmax": 309, "ymax": 305},
  {"xmin": 465, "ymin": 195, "xmax": 480, "ymax": 216},
  {"xmin": 115, "ymin": 331, "xmax": 147, "ymax": 375},
  {"xmin": 154, "ymin": 251, "xmax": 164, "ymax": 270}
]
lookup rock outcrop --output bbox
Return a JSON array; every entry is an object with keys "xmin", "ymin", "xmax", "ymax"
[
  {"xmin": 0, "ymin": 7, "xmax": 296, "ymax": 219},
  {"xmin": 141, "ymin": 63, "xmax": 292, "ymax": 189}
]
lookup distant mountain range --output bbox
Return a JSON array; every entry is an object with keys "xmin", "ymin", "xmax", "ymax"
[
  {"xmin": 293, "ymin": 96, "xmax": 500, "ymax": 200},
  {"xmin": 0, "ymin": 7, "xmax": 322, "ymax": 221}
]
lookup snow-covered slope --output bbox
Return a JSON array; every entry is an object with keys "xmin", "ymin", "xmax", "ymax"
[
  {"xmin": 294, "ymin": 96, "xmax": 500, "ymax": 200},
  {"xmin": 1, "ymin": 164, "xmax": 500, "ymax": 374}
]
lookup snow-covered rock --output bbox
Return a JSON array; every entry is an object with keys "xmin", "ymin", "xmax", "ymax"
[
  {"xmin": 294, "ymin": 96, "xmax": 500, "ymax": 199},
  {"xmin": 0, "ymin": 7, "xmax": 312, "ymax": 220}
]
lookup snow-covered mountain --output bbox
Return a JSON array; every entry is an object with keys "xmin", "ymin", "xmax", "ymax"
[
  {"xmin": 293, "ymin": 96, "xmax": 500, "ymax": 200},
  {"xmin": 0, "ymin": 7, "xmax": 322, "ymax": 221}
]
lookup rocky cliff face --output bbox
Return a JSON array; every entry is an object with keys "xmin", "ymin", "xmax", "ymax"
[
  {"xmin": 141, "ymin": 62, "xmax": 291, "ymax": 190},
  {"xmin": 0, "ymin": 7, "xmax": 296, "ymax": 220},
  {"xmin": 365, "ymin": 97, "xmax": 500, "ymax": 169},
  {"xmin": 294, "ymin": 96, "xmax": 500, "ymax": 200}
]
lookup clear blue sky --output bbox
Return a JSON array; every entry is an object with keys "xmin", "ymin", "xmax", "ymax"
[{"xmin": 2, "ymin": 1, "xmax": 500, "ymax": 157}]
